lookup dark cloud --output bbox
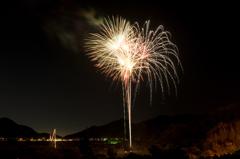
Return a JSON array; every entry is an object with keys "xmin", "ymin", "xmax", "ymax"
[{"xmin": 41, "ymin": 2, "xmax": 104, "ymax": 53}]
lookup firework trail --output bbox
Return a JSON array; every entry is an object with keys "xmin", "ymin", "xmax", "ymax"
[{"xmin": 85, "ymin": 16, "xmax": 182, "ymax": 148}]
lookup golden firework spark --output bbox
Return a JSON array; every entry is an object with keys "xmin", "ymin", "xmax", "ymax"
[{"xmin": 85, "ymin": 16, "xmax": 183, "ymax": 148}]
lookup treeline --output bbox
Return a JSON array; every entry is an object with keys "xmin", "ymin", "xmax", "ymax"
[
  {"xmin": 201, "ymin": 120, "xmax": 240, "ymax": 157},
  {"xmin": 146, "ymin": 102, "xmax": 240, "ymax": 158}
]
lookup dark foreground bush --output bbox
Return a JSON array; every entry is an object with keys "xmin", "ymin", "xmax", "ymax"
[
  {"xmin": 199, "ymin": 150, "xmax": 240, "ymax": 159},
  {"xmin": 123, "ymin": 153, "xmax": 151, "ymax": 159},
  {"xmin": 148, "ymin": 144, "xmax": 187, "ymax": 159},
  {"xmin": 0, "ymin": 142, "xmax": 81, "ymax": 159}
]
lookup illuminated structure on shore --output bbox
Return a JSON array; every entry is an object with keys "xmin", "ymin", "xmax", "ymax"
[{"xmin": 49, "ymin": 129, "xmax": 56, "ymax": 148}]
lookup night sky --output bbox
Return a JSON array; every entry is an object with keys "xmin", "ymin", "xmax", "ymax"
[{"xmin": 0, "ymin": 0, "xmax": 239, "ymax": 136}]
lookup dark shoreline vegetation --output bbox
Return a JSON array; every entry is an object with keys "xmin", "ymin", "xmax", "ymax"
[
  {"xmin": 1, "ymin": 141, "xmax": 240, "ymax": 159},
  {"xmin": 2, "ymin": 102, "xmax": 240, "ymax": 158}
]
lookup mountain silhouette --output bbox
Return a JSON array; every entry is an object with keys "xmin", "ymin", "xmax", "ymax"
[
  {"xmin": 0, "ymin": 117, "xmax": 38, "ymax": 138},
  {"xmin": 64, "ymin": 114, "xmax": 206, "ymax": 140},
  {"xmin": 0, "ymin": 117, "xmax": 62, "ymax": 139},
  {"xmin": 2, "ymin": 102, "xmax": 240, "ymax": 158},
  {"xmin": 65, "ymin": 118, "xmax": 128, "ymax": 139}
]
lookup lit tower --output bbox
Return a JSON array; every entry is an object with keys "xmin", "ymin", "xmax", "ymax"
[{"xmin": 50, "ymin": 129, "xmax": 56, "ymax": 148}]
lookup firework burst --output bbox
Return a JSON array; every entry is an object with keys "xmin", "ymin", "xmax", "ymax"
[{"xmin": 85, "ymin": 16, "xmax": 183, "ymax": 148}]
